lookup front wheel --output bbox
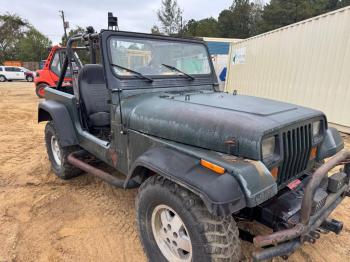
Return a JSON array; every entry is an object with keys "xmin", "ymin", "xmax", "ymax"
[
  {"xmin": 136, "ymin": 176, "xmax": 241, "ymax": 262},
  {"xmin": 0, "ymin": 75, "xmax": 6, "ymax": 82},
  {"xmin": 36, "ymin": 83, "xmax": 49, "ymax": 98}
]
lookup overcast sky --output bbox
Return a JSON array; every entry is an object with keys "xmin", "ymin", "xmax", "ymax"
[{"xmin": 0, "ymin": 0, "xmax": 234, "ymax": 44}]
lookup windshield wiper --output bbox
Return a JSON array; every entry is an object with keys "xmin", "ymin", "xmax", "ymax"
[
  {"xmin": 161, "ymin": 64, "xmax": 195, "ymax": 80},
  {"xmin": 110, "ymin": 63, "xmax": 153, "ymax": 82}
]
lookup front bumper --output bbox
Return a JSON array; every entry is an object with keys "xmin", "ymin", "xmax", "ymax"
[{"xmin": 252, "ymin": 150, "xmax": 350, "ymax": 261}]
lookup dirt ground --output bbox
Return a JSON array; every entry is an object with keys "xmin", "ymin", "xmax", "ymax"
[{"xmin": 0, "ymin": 82, "xmax": 349, "ymax": 262}]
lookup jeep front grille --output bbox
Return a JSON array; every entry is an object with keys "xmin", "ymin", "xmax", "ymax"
[{"xmin": 277, "ymin": 123, "xmax": 313, "ymax": 186}]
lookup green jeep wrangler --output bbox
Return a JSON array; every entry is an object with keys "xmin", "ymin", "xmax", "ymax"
[{"xmin": 38, "ymin": 25, "xmax": 350, "ymax": 261}]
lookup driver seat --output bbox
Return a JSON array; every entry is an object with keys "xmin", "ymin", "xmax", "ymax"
[{"xmin": 78, "ymin": 64, "xmax": 110, "ymax": 128}]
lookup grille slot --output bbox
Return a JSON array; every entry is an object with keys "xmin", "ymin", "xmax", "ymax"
[{"xmin": 278, "ymin": 124, "xmax": 312, "ymax": 186}]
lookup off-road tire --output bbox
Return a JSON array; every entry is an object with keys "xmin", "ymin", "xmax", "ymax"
[
  {"xmin": 45, "ymin": 121, "xmax": 81, "ymax": 179},
  {"xmin": 0, "ymin": 75, "xmax": 6, "ymax": 82},
  {"xmin": 136, "ymin": 176, "xmax": 241, "ymax": 262},
  {"xmin": 26, "ymin": 75, "xmax": 34, "ymax": 82},
  {"xmin": 36, "ymin": 83, "xmax": 48, "ymax": 98}
]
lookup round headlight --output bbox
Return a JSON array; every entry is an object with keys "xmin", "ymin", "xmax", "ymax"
[
  {"xmin": 262, "ymin": 136, "xmax": 276, "ymax": 159},
  {"xmin": 313, "ymin": 121, "xmax": 321, "ymax": 137}
]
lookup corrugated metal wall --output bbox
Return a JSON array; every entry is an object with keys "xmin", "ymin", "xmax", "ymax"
[{"xmin": 226, "ymin": 6, "xmax": 350, "ymax": 133}]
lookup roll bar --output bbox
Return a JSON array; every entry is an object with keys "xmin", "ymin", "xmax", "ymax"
[{"xmin": 56, "ymin": 33, "xmax": 100, "ymax": 90}]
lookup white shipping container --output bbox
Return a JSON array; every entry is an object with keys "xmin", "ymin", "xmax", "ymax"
[
  {"xmin": 211, "ymin": 54, "xmax": 229, "ymax": 90},
  {"xmin": 203, "ymin": 37, "xmax": 241, "ymax": 90},
  {"xmin": 226, "ymin": 6, "xmax": 350, "ymax": 133}
]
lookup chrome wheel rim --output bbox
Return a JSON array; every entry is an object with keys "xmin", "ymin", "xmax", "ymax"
[
  {"xmin": 151, "ymin": 204, "xmax": 192, "ymax": 262},
  {"xmin": 0, "ymin": 76, "xmax": 5, "ymax": 82},
  {"xmin": 51, "ymin": 135, "xmax": 61, "ymax": 166}
]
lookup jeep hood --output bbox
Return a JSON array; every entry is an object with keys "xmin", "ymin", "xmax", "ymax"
[{"xmin": 122, "ymin": 91, "xmax": 324, "ymax": 160}]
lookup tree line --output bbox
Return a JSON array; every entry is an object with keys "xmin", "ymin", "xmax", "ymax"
[
  {"xmin": 0, "ymin": 13, "xmax": 52, "ymax": 64},
  {"xmin": 1, "ymin": 0, "xmax": 349, "ymax": 63},
  {"xmin": 153, "ymin": 0, "xmax": 350, "ymax": 38},
  {"xmin": 0, "ymin": 13, "xmax": 86, "ymax": 64}
]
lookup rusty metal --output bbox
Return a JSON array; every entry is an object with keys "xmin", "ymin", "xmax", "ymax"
[
  {"xmin": 339, "ymin": 161, "xmax": 350, "ymax": 165},
  {"xmin": 253, "ymin": 150, "xmax": 350, "ymax": 249},
  {"xmin": 224, "ymin": 139, "xmax": 237, "ymax": 145},
  {"xmin": 254, "ymin": 183, "xmax": 347, "ymax": 248},
  {"xmin": 305, "ymin": 236, "xmax": 316, "ymax": 244},
  {"xmin": 252, "ymin": 239, "xmax": 301, "ymax": 262},
  {"xmin": 300, "ymin": 150, "xmax": 350, "ymax": 225},
  {"xmin": 253, "ymin": 224, "xmax": 304, "ymax": 247},
  {"xmin": 309, "ymin": 231, "xmax": 320, "ymax": 239},
  {"xmin": 67, "ymin": 151, "xmax": 138, "ymax": 188},
  {"xmin": 252, "ymin": 186, "xmax": 345, "ymax": 261},
  {"xmin": 107, "ymin": 148, "xmax": 118, "ymax": 167}
]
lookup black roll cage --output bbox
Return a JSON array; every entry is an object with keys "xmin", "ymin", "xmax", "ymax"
[
  {"xmin": 57, "ymin": 33, "xmax": 100, "ymax": 90},
  {"xmin": 58, "ymin": 31, "xmax": 218, "ymax": 132},
  {"xmin": 58, "ymin": 30, "xmax": 219, "ymax": 92}
]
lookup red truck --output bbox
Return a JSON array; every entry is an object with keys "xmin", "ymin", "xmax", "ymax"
[{"xmin": 34, "ymin": 46, "xmax": 73, "ymax": 98}]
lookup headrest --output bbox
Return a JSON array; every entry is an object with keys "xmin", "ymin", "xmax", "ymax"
[{"xmin": 78, "ymin": 64, "xmax": 105, "ymax": 84}]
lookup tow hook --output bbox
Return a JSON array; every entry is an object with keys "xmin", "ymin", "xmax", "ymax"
[
  {"xmin": 303, "ymin": 230, "xmax": 320, "ymax": 244},
  {"xmin": 309, "ymin": 231, "xmax": 320, "ymax": 239},
  {"xmin": 320, "ymin": 218, "xmax": 343, "ymax": 235}
]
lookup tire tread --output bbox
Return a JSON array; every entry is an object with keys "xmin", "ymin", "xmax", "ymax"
[
  {"xmin": 136, "ymin": 176, "xmax": 241, "ymax": 262},
  {"xmin": 45, "ymin": 121, "xmax": 81, "ymax": 179}
]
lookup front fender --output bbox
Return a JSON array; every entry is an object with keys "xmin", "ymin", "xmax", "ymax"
[
  {"xmin": 317, "ymin": 127, "xmax": 344, "ymax": 160},
  {"xmin": 38, "ymin": 100, "xmax": 78, "ymax": 146},
  {"xmin": 127, "ymin": 147, "xmax": 246, "ymax": 216}
]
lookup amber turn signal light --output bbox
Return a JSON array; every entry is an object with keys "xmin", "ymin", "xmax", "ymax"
[
  {"xmin": 200, "ymin": 159, "xmax": 225, "ymax": 174},
  {"xmin": 270, "ymin": 167, "xmax": 279, "ymax": 179},
  {"xmin": 310, "ymin": 147, "xmax": 317, "ymax": 160}
]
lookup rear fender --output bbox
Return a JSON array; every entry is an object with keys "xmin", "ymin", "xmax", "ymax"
[{"xmin": 38, "ymin": 100, "xmax": 78, "ymax": 146}]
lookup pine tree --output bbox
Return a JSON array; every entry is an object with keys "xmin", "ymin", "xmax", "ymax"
[{"xmin": 156, "ymin": 0, "xmax": 183, "ymax": 35}]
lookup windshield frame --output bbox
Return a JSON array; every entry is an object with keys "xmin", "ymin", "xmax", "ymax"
[{"xmin": 106, "ymin": 32, "xmax": 213, "ymax": 81}]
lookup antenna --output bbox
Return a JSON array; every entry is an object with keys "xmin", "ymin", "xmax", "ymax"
[{"xmin": 108, "ymin": 12, "xmax": 119, "ymax": 30}]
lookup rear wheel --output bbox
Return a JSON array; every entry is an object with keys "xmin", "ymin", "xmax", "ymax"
[
  {"xmin": 45, "ymin": 121, "xmax": 81, "ymax": 179},
  {"xmin": 136, "ymin": 176, "xmax": 241, "ymax": 262},
  {"xmin": 36, "ymin": 83, "xmax": 49, "ymax": 98},
  {"xmin": 0, "ymin": 75, "xmax": 7, "ymax": 82},
  {"xmin": 26, "ymin": 75, "xmax": 34, "ymax": 82}
]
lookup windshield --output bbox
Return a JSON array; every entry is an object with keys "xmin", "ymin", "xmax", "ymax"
[{"xmin": 109, "ymin": 37, "xmax": 211, "ymax": 77}]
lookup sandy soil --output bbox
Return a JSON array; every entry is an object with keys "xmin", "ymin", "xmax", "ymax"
[{"xmin": 0, "ymin": 81, "xmax": 349, "ymax": 262}]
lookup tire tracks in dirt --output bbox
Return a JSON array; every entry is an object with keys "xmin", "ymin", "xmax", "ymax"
[{"xmin": 0, "ymin": 82, "xmax": 349, "ymax": 262}]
